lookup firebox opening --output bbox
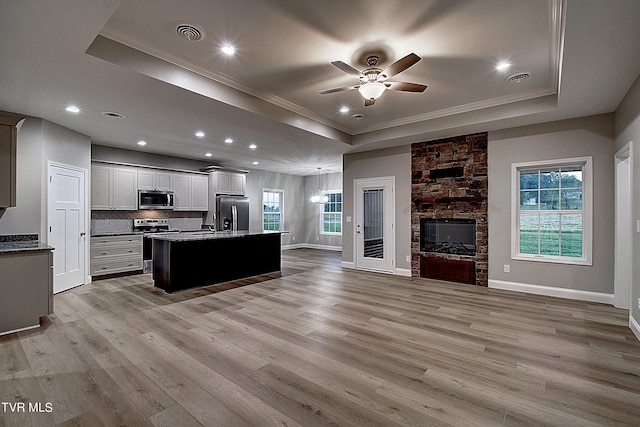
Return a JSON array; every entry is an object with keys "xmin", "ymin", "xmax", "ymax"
[{"xmin": 420, "ymin": 218, "xmax": 476, "ymax": 255}]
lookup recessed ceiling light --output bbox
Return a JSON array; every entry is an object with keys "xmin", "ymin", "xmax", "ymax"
[
  {"xmin": 249, "ymin": 144, "xmax": 257, "ymax": 150},
  {"xmin": 496, "ymin": 62, "xmax": 511, "ymax": 71},
  {"xmin": 224, "ymin": 138, "xmax": 233, "ymax": 144},
  {"xmin": 137, "ymin": 140, "xmax": 147, "ymax": 146},
  {"xmin": 340, "ymin": 106, "xmax": 350, "ymax": 113},
  {"xmin": 195, "ymin": 131, "xmax": 205, "ymax": 138},
  {"xmin": 252, "ymin": 161, "xmax": 259, "ymax": 165},
  {"xmin": 221, "ymin": 45, "xmax": 235, "ymax": 55},
  {"xmin": 205, "ymin": 152, "xmax": 213, "ymax": 157},
  {"xmin": 66, "ymin": 105, "xmax": 80, "ymax": 113}
]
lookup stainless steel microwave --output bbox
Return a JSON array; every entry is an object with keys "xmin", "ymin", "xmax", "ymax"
[{"xmin": 138, "ymin": 190, "xmax": 174, "ymax": 210}]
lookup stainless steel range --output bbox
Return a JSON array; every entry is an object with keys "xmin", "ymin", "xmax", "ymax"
[{"xmin": 134, "ymin": 218, "xmax": 171, "ymax": 273}]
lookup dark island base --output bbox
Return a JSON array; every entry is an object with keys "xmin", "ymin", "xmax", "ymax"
[{"xmin": 152, "ymin": 233, "xmax": 281, "ymax": 293}]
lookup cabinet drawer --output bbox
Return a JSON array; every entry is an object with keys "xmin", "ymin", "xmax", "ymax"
[
  {"xmin": 91, "ymin": 234, "xmax": 142, "ymax": 246},
  {"xmin": 91, "ymin": 244, "xmax": 142, "ymax": 259},
  {"xmin": 91, "ymin": 256, "xmax": 143, "ymax": 276}
]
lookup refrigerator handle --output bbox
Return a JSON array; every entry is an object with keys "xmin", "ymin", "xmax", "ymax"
[{"xmin": 231, "ymin": 205, "xmax": 237, "ymax": 231}]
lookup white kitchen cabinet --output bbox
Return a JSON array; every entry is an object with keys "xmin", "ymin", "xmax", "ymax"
[
  {"xmin": 91, "ymin": 163, "xmax": 138, "ymax": 210},
  {"xmin": 173, "ymin": 172, "xmax": 209, "ymax": 211},
  {"xmin": 137, "ymin": 169, "xmax": 172, "ymax": 191},
  {"xmin": 113, "ymin": 167, "xmax": 138, "ymax": 210},
  {"xmin": 190, "ymin": 175, "xmax": 209, "ymax": 211},
  {"xmin": 91, "ymin": 164, "xmax": 113, "ymax": 209},
  {"xmin": 172, "ymin": 173, "xmax": 191, "ymax": 211},
  {"xmin": 90, "ymin": 234, "xmax": 143, "ymax": 276},
  {"xmin": 216, "ymin": 171, "xmax": 246, "ymax": 195}
]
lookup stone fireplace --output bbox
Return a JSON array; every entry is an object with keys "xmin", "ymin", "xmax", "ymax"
[{"xmin": 411, "ymin": 132, "xmax": 488, "ymax": 286}]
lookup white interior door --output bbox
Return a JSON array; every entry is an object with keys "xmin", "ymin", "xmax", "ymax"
[
  {"xmin": 48, "ymin": 163, "xmax": 87, "ymax": 293},
  {"xmin": 614, "ymin": 143, "xmax": 632, "ymax": 309},
  {"xmin": 355, "ymin": 177, "xmax": 395, "ymax": 273}
]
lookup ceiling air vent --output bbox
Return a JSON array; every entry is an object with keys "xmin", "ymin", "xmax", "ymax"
[
  {"xmin": 507, "ymin": 72, "xmax": 530, "ymax": 84},
  {"xmin": 351, "ymin": 113, "xmax": 365, "ymax": 120},
  {"xmin": 102, "ymin": 111, "xmax": 125, "ymax": 120},
  {"xmin": 173, "ymin": 21, "xmax": 206, "ymax": 42}
]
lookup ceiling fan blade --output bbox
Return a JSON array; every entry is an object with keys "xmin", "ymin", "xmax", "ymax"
[
  {"xmin": 385, "ymin": 81, "xmax": 428, "ymax": 92},
  {"xmin": 319, "ymin": 84, "xmax": 359, "ymax": 95},
  {"xmin": 364, "ymin": 98, "xmax": 375, "ymax": 107},
  {"xmin": 331, "ymin": 61, "xmax": 363, "ymax": 78},
  {"xmin": 381, "ymin": 53, "xmax": 421, "ymax": 79}
]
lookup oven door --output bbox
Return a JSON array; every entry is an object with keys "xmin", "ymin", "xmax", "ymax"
[{"xmin": 138, "ymin": 190, "xmax": 174, "ymax": 210}]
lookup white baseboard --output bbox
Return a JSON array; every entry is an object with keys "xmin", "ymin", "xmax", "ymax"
[
  {"xmin": 395, "ymin": 268, "xmax": 412, "ymax": 277},
  {"xmin": 631, "ymin": 315, "xmax": 640, "ymax": 343},
  {"xmin": 341, "ymin": 261, "xmax": 355, "ymax": 269},
  {"xmin": 488, "ymin": 279, "xmax": 614, "ymax": 305},
  {"xmin": 282, "ymin": 243, "xmax": 342, "ymax": 251}
]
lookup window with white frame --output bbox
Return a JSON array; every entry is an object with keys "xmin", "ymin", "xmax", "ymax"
[
  {"xmin": 262, "ymin": 189, "xmax": 283, "ymax": 231},
  {"xmin": 320, "ymin": 190, "xmax": 342, "ymax": 235},
  {"xmin": 511, "ymin": 157, "xmax": 592, "ymax": 265}
]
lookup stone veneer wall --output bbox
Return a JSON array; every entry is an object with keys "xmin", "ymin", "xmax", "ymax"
[{"xmin": 411, "ymin": 132, "xmax": 488, "ymax": 286}]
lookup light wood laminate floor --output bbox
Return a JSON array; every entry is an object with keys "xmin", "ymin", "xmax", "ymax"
[{"xmin": 1, "ymin": 248, "xmax": 640, "ymax": 426}]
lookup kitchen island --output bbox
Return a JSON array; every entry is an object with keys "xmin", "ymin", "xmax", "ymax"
[{"xmin": 147, "ymin": 230, "xmax": 283, "ymax": 293}]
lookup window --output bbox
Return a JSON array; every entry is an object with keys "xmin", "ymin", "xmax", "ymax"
[
  {"xmin": 262, "ymin": 190, "xmax": 283, "ymax": 231},
  {"xmin": 511, "ymin": 157, "xmax": 592, "ymax": 265},
  {"xmin": 320, "ymin": 191, "xmax": 342, "ymax": 235}
]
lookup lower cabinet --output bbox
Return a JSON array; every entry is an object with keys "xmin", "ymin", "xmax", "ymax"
[
  {"xmin": 90, "ymin": 234, "xmax": 143, "ymax": 277},
  {"xmin": 0, "ymin": 250, "xmax": 53, "ymax": 335}
]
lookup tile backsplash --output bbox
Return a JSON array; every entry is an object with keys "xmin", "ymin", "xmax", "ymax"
[{"xmin": 91, "ymin": 210, "xmax": 204, "ymax": 235}]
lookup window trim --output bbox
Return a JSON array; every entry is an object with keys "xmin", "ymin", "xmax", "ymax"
[
  {"xmin": 262, "ymin": 188, "xmax": 284, "ymax": 232},
  {"xmin": 319, "ymin": 189, "xmax": 342, "ymax": 236},
  {"xmin": 510, "ymin": 156, "xmax": 593, "ymax": 266}
]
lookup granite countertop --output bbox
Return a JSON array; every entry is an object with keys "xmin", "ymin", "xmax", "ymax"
[
  {"xmin": 0, "ymin": 234, "xmax": 54, "ymax": 254},
  {"xmin": 146, "ymin": 230, "xmax": 286, "ymax": 242}
]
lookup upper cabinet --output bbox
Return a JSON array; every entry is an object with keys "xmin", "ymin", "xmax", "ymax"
[
  {"xmin": 91, "ymin": 163, "xmax": 138, "ymax": 210},
  {"xmin": 91, "ymin": 162, "xmax": 208, "ymax": 211},
  {"xmin": 216, "ymin": 171, "xmax": 246, "ymax": 195},
  {"xmin": 0, "ymin": 111, "xmax": 25, "ymax": 208},
  {"xmin": 138, "ymin": 169, "xmax": 172, "ymax": 191},
  {"xmin": 173, "ymin": 172, "xmax": 208, "ymax": 211}
]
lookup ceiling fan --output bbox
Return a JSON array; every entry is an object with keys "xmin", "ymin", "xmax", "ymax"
[{"xmin": 319, "ymin": 53, "xmax": 427, "ymax": 106}]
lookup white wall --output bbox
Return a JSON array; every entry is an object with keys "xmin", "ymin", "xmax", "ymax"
[
  {"xmin": 0, "ymin": 117, "xmax": 91, "ymax": 240},
  {"xmin": 342, "ymin": 145, "xmax": 412, "ymax": 271},
  {"xmin": 488, "ymin": 115, "xmax": 616, "ymax": 299},
  {"xmin": 615, "ymin": 74, "xmax": 640, "ymax": 339}
]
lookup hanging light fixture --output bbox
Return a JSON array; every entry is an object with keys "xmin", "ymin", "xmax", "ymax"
[
  {"xmin": 357, "ymin": 82, "xmax": 386, "ymax": 101},
  {"xmin": 309, "ymin": 167, "xmax": 329, "ymax": 204}
]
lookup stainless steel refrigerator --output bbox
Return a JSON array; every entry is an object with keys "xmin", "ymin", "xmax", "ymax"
[{"xmin": 216, "ymin": 195, "xmax": 249, "ymax": 231}]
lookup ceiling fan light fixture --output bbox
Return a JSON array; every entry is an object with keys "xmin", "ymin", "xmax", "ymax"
[{"xmin": 358, "ymin": 82, "xmax": 386, "ymax": 100}]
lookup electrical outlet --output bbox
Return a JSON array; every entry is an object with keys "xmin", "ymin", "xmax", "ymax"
[
  {"xmin": 637, "ymin": 298, "xmax": 640, "ymax": 310},
  {"xmin": 406, "ymin": 255, "xmax": 411, "ymax": 263},
  {"xmin": 316, "ymin": 236, "xmax": 319, "ymax": 241},
  {"xmin": 292, "ymin": 236, "xmax": 295, "ymax": 241},
  {"xmin": 503, "ymin": 264, "xmax": 511, "ymax": 273}
]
